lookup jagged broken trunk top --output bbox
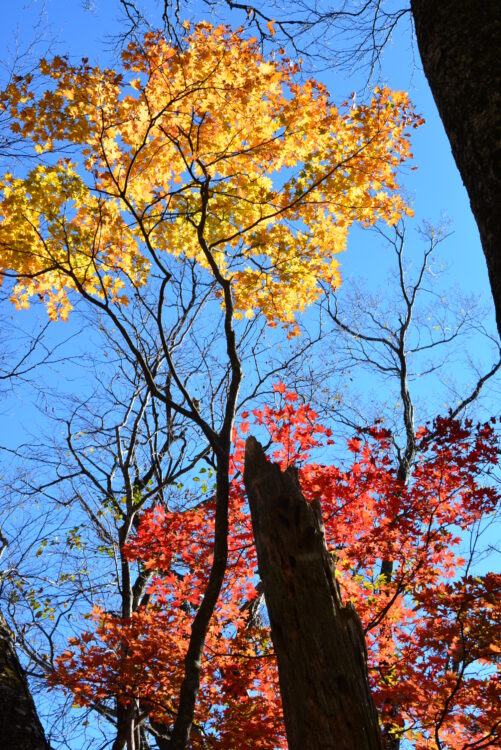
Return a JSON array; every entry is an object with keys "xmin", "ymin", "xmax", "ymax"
[{"xmin": 244, "ymin": 436, "xmax": 383, "ymax": 750}]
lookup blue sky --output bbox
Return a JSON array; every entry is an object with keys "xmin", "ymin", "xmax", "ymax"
[
  {"xmin": 0, "ymin": 2, "xmax": 499, "ymax": 748},
  {"xmin": 1, "ymin": 0, "xmax": 496, "ymax": 279},
  {"xmin": 1, "ymin": 1, "xmax": 499, "ymax": 556},
  {"xmin": 1, "ymin": 0, "xmax": 499, "ymax": 575},
  {"xmin": 2, "ymin": 0, "xmax": 498, "ymax": 444},
  {"xmin": 1, "ymin": 0, "xmax": 496, "ymax": 311}
]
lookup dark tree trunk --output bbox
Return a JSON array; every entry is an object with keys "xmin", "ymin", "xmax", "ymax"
[
  {"xmin": 244, "ymin": 437, "xmax": 383, "ymax": 750},
  {"xmin": 411, "ymin": 0, "xmax": 501, "ymax": 338},
  {"xmin": 0, "ymin": 612, "xmax": 50, "ymax": 750}
]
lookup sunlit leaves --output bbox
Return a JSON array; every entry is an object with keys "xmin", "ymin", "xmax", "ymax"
[{"xmin": 0, "ymin": 24, "xmax": 421, "ymax": 327}]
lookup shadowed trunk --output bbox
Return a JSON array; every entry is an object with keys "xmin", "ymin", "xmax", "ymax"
[
  {"xmin": 244, "ymin": 436, "xmax": 383, "ymax": 750},
  {"xmin": 0, "ymin": 612, "xmax": 50, "ymax": 750},
  {"xmin": 411, "ymin": 0, "xmax": 501, "ymax": 338}
]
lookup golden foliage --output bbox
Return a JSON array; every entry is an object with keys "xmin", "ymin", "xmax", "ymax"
[{"xmin": 0, "ymin": 24, "xmax": 422, "ymax": 325}]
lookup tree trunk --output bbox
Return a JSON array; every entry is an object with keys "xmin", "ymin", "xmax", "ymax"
[
  {"xmin": 0, "ymin": 612, "xmax": 50, "ymax": 750},
  {"xmin": 411, "ymin": 0, "xmax": 501, "ymax": 338},
  {"xmin": 244, "ymin": 437, "xmax": 383, "ymax": 750}
]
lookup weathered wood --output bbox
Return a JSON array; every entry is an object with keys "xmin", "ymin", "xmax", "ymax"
[
  {"xmin": 411, "ymin": 0, "xmax": 501, "ymax": 338},
  {"xmin": 0, "ymin": 611, "xmax": 50, "ymax": 750},
  {"xmin": 244, "ymin": 437, "xmax": 383, "ymax": 750}
]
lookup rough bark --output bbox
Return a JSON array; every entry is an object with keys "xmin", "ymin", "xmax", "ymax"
[
  {"xmin": 244, "ymin": 437, "xmax": 383, "ymax": 750},
  {"xmin": 411, "ymin": 0, "xmax": 501, "ymax": 338},
  {"xmin": 0, "ymin": 611, "xmax": 50, "ymax": 750}
]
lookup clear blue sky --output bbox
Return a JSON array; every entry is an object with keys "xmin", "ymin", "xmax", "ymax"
[
  {"xmin": 2, "ymin": 0, "xmax": 498, "ymax": 436},
  {"xmin": 1, "ymin": 2, "xmax": 499, "ymax": 548},
  {"xmin": 1, "ymin": 0, "xmax": 499, "ymax": 550},
  {"xmin": 0, "ymin": 3, "xmax": 499, "ymax": 748},
  {"xmin": 1, "ymin": 0, "xmax": 496, "ymax": 319}
]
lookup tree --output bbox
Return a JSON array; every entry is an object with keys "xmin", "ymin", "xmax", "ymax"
[
  {"xmin": 147, "ymin": 0, "xmax": 501, "ymax": 337},
  {"xmin": 244, "ymin": 436, "xmax": 383, "ymax": 750},
  {"xmin": 410, "ymin": 1, "xmax": 501, "ymax": 338},
  {"xmin": 0, "ymin": 297, "xmax": 319, "ymax": 748},
  {"xmin": 317, "ymin": 221, "xmax": 501, "ymax": 748},
  {"xmin": 0, "ymin": 612, "xmax": 51, "ymax": 750},
  {"xmin": 0, "ymin": 24, "xmax": 421, "ymax": 747},
  {"xmin": 3, "ymin": 213, "xmax": 498, "ymax": 749},
  {"xmin": 45, "ymin": 389, "xmax": 501, "ymax": 749},
  {"xmin": 0, "ymin": 23, "xmax": 418, "ymax": 327}
]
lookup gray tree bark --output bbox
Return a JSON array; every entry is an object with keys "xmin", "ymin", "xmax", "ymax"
[
  {"xmin": 411, "ymin": 0, "xmax": 501, "ymax": 338},
  {"xmin": 244, "ymin": 436, "xmax": 383, "ymax": 750},
  {"xmin": 0, "ymin": 612, "xmax": 50, "ymax": 750}
]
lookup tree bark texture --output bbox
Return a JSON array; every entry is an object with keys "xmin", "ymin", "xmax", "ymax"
[
  {"xmin": 244, "ymin": 437, "xmax": 383, "ymax": 750},
  {"xmin": 0, "ymin": 612, "xmax": 50, "ymax": 750},
  {"xmin": 411, "ymin": 0, "xmax": 501, "ymax": 337}
]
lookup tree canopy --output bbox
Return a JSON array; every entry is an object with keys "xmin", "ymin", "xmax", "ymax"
[
  {"xmin": 0, "ymin": 9, "xmax": 499, "ymax": 750},
  {"xmin": 0, "ymin": 24, "xmax": 420, "ymax": 329}
]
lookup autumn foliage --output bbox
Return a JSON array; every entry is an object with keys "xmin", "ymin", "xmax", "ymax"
[
  {"xmin": 1, "ymin": 21, "xmax": 498, "ymax": 750},
  {"xmin": 49, "ymin": 386, "xmax": 501, "ymax": 749},
  {"xmin": 0, "ymin": 24, "xmax": 421, "ymax": 329}
]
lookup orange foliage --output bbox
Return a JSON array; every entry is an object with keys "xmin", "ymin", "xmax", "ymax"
[{"xmin": 50, "ymin": 387, "xmax": 501, "ymax": 749}]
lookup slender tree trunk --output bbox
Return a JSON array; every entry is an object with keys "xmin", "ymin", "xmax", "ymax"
[
  {"xmin": 411, "ymin": 0, "xmax": 501, "ymax": 338},
  {"xmin": 244, "ymin": 437, "xmax": 383, "ymax": 750},
  {"xmin": 0, "ymin": 612, "xmax": 50, "ymax": 750}
]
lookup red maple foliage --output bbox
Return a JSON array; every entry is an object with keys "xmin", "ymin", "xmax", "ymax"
[{"xmin": 49, "ymin": 385, "xmax": 501, "ymax": 749}]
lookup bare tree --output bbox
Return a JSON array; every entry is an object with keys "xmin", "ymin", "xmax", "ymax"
[
  {"xmin": 1, "ymin": 269, "xmax": 319, "ymax": 749},
  {"xmin": 317, "ymin": 222, "xmax": 501, "ymax": 748}
]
